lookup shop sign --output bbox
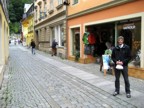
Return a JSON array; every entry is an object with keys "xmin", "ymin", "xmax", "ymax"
[{"xmin": 123, "ymin": 23, "xmax": 135, "ymax": 30}]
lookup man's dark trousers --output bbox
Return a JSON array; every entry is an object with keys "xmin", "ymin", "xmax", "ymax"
[{"xmin": 115, "ymin": 66, "xmax": 130, "ymax": 94}]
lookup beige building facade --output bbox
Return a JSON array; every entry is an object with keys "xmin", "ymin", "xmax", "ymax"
[
  {"xmin": 34, "ymin": 0, "xmax": 67, "ymax": 59},
  {"xmin": 0, "ymin": 0, "xmax": 9, "ymax": 88}
]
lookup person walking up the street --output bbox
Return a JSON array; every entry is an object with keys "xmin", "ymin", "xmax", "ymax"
[
  {"xmin": 112, "ymin": 36, "xmax": 131, "ymax": 98},
  {"xmin": 30, "ymin": 39, "xmax": 36, "ymax": 55},
  {"xmin": 51, "ymin": 39, "xmax": 58, "ymax": 56}
]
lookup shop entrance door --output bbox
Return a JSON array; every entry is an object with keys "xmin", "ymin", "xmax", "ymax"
[{"xmin": 73, "ymin": 33, "xmax": 80, "ymax": 56}]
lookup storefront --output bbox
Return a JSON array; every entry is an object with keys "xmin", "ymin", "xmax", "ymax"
[
  {"xmin": 83, "ymin": 17, "xmax": 141, "ymax": 68},
  {"xmin": 68, "ymin": 0, "xmax": 144, "ymax": 79}
]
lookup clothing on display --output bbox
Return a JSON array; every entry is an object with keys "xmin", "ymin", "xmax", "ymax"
[
  {"xmin": 88, "ymin": 33, "xmax": 96, "ymax": 44},
  {"xmin": 82, "ymin": 32, "xmax": 89, "ymax": 45}
]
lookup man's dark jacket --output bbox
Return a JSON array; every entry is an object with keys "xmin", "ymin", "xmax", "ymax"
[
  {"xmin": 31, "ymin": 41, "xmax": 36, "ymax": 48},
  {"xmin": 112, "ymin": 44, "xmax": 131, "ymax": 66}
]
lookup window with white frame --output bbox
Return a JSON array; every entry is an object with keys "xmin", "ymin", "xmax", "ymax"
[
  {"xmin": 43, "ymin": 1, "xmax": 47, "ymax": 18},
  {"xmin": 73, "ymin": 0, "xmax": 78, "ymax": 5},
  {"xmin": 39, "ymin": 8, "xmax": 41, "ymax": 19},
  {"xmin": 58, "ymin": 0, "xmax": 63, "ymax": 5},
  {"xmin": 51, "ymin": 25, "xmax": 64, "ymax": 47},
  {"xmin": 50, "ymin": 0, "xmax": 54, "ymax": 10},
  {"xmin": 50, "ymin": 27, "xmax": 55, "ymax": 46},
  {"xmin": 35, "ymin": 10, "xmax": 37, "ymax": 20},
  {"xmin": 60, "ymin": 25, "xmax": 64, "ymax": 46},
  {"xmin": 44, "ymin": 1, "xmax": 47, "ymax": 12}
]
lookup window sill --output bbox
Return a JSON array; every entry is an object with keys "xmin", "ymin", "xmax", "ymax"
[
  {"xmin": 35, "ymin": 20, "xmax": 38, "ymax": 23},
  {"xmin": 48, "ymin": 9, "xmax": 54, "ymax": 14},
  {"xmin": 72, "ymin": 2, "xmax": 78, "ymax": 5},
  {"xmin": 56, "ymin": 4, "xmax": 63, "ymax": 10},
  {"xmin": 38, "ymin": 18, "xmax": 42, "ymax": 21},
  {"xmin": 58, "ymin": 46, "xmax": 64, "ymax": 48}
]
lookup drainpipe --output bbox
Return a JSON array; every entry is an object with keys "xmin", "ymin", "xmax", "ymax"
[{"xmin": 63, "ymin": 0, "xmax": 70, "ymax": 59}]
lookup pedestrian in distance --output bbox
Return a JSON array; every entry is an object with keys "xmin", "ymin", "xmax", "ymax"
[
  {"xmin": 51, "ymin": 39, "xmax": 58, "ymax": 56},
  {"xmin": 14, "ymin": 39, "xmax": 17, "ymax": 45},
  {"xmin": 30, "ymin": 39, "xmax": 36, "ymax": 55},
  {"xmin": 112, "ymin": 36, "xmax": 131, "ymax": 98}
]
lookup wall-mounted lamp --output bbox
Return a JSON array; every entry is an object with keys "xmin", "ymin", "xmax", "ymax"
[{"xmin": 63, "ymin": 0, "xmax": 70, "ymax": 6}]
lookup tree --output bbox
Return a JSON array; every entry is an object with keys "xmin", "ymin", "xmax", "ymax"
[{"xmin": 8, "ymin": 0, "xmax": 33, "ymax": 34}]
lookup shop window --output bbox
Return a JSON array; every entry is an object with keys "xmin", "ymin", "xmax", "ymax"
[
  {"xmin": 117, "ymin": 18, "xmax": 141, "ymax": 67},
  {"xmin": 85, "ymin": 24, "xmax": 115, "ymax": 58}
]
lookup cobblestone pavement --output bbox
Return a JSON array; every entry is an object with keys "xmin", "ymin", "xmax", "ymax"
[{"xmin": 0, "ymin": 45, "xmax": 144, "ymax": 108}]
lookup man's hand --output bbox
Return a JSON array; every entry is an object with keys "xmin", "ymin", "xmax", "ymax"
[{"xmin": 116, "ymin": 61, "xmax": 123, "ymax": 65}]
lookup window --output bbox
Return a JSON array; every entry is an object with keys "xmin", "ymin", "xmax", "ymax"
[
  {"xmin": 50, "ymin": 27, "xmax": 55, "ymax": 46},
  {"xmin": 58, "ymin": 0, "xmax": 63, "ymax": 5},
  {"xmin": 35, "ymin": 10, "xmax": 37, "ymax": 21},
  {"xmin": 73, "ymin": 0, "xmax": 78, "ymax": 5},
  {"xmin": 39, "ymin": 9, "xmax": 42, "ymax": 20},
  {"xmin": 51, "ymin": 25, "xmax": 64, "ymax": 47},
  {"xmin": 117, "ymin": 18, "xmax": 141, "ymax": 67},
  {"xmin": 43, "ymin": 1, "xmax": 47, "ymax": 18},
  {"xmin": 60, "ymin": 25, "xmax": 64, "ymax": 46},
  {"xmin": 44, "ymin": 1, "xmax": 47, "ymax": 12},
  {"xmin": 50, "ymin": 0, "xmax": 54, "ymax": 10}
]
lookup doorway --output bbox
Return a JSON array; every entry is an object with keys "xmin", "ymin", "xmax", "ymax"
[{"xmin": 71, "ymin": 28, "xmax": 80, "ymax": 56}]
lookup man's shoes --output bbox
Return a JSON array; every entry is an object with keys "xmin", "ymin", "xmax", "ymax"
[
  {"xmin": 126, "ymin": 93, "xmax": 131, "ymax": 98},
  {"xmin": 113, "ymin": 91, "xmax": 119, "ymax": 96}
]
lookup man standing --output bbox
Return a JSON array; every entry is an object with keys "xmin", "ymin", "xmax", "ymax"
[
  {"xmin": 30, "ymin": 39, "xmax": 36, "ymax": 55},
  {"xmin": 112, "ymin": 36, "xmax": 131, "ymax": 98}
]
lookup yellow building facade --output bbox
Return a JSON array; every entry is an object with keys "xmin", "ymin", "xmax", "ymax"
[
  {"xmin": 0, "ymin": 0, "xmax": 9, "ymax": 88},
  {"xmin": 22, "ymin": 4, "xmax": 34, "ymax": 47}
]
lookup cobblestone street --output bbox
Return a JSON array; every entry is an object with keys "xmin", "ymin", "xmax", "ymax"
[{"xmin": 0, "ymin": 45, "xmax": 144, "ymax": 108}]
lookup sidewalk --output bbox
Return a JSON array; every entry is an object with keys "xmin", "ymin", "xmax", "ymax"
[
  {"xmin": 0, "ymin": 65, "xmax": 5, "ymax": 89},
  {"xmin": 22, "ymin": 46, "xmax": 144, "ymax": 93},
  {"xmin": 19, "ymin": 45, "xmax": 144, "ymax": 107}
]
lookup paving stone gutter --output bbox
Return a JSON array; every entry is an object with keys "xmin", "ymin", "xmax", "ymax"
[{"xmin": 0, "ymin": 65, "xmax": 5, "ymax": 89}]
